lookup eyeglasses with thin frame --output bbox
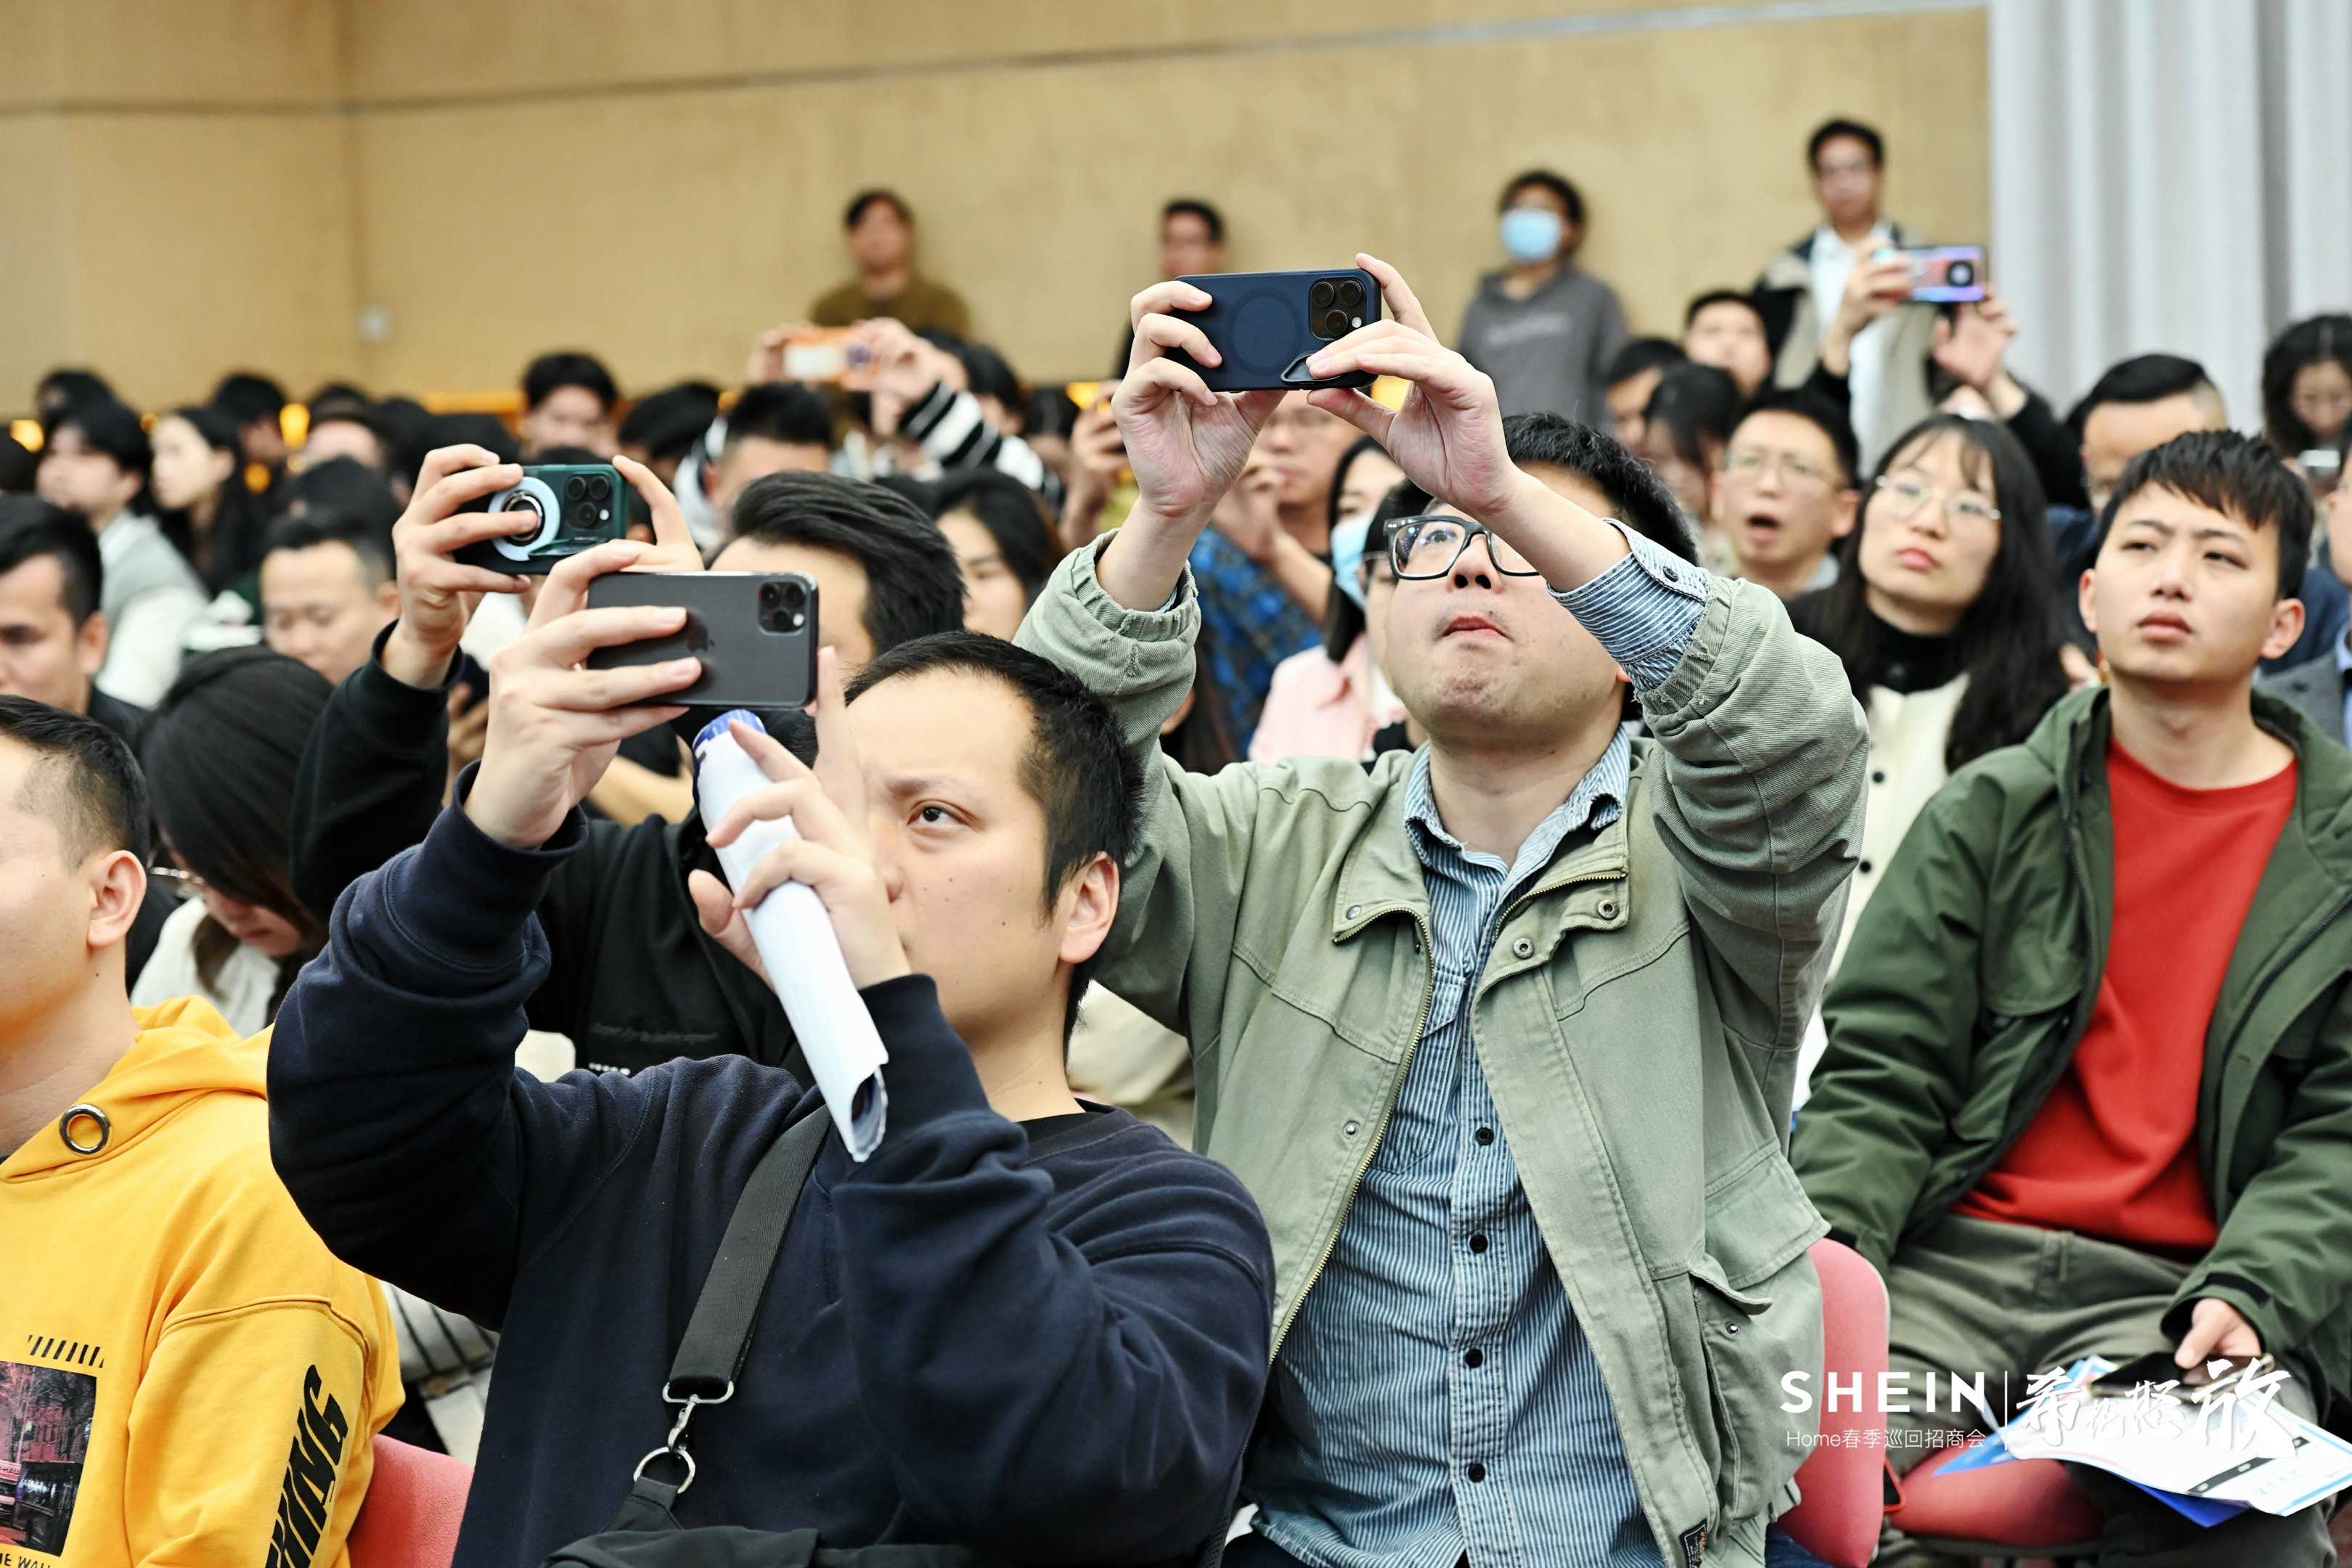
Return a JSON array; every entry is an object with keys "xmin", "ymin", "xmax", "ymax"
[
  {"xmin": 147, "ymin": 865, "xmax": 211, "ymax": 899},
  {"xmin": 1723, "ymin": 447, "xmax": 1837, "ymax": 490},
  {"xmin": 1873, "ymin": 473, "xmax": 2001, "ymax": 528},
  {"xmin": 1387, "ymin": 514, "xmax": 1543, "ymax": 581}
]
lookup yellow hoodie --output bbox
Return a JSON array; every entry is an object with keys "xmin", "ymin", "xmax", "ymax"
[{"xmin": 0, "ymin": 999, "xmax": 401, "ymax": 1568}]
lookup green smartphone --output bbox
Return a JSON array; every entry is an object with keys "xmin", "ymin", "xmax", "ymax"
[{"xmin": 454, "ymin": 463, "xmax": 629, "ymax": 574}]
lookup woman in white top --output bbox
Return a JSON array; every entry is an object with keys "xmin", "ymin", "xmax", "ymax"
[
  {"xmin": 1789, "ymin": 414, "xmax": 2075, "ymax": 965},
  {"xmin": 131, "ymin": 647, "xmax": 331, "ymax": 1033}
]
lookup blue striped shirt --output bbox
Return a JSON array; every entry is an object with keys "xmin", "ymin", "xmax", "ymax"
[{"xmin": 1249, "ymin": 523, "xmax": 1710, "ymax": 1568}]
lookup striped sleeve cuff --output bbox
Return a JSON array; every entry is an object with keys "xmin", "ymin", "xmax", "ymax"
[{"xmin": 1551, "ymin": 520, "xmax": 1710, "ymax": 691}]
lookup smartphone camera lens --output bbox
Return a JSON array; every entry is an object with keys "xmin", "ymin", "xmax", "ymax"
[
  {"xmin": 1310, "ymin": 279, "xmax": 1337, "ymax": 311},
  {"xmin": 588, "ymin": 474, "xmax": 611, "ymax": 500},
  {"xmin": 779, "ymin": 581, "xmax": 807, "ymax": 612},
  {"xmin": 1946, "ymin": 259, "xmax": 1976, "ymax": 287},
  {"xmin": 563, "ymin": 475, "xmax": 588, "ymax": 501},
  {"xmin": 1337, "ymin": 279, "xmax": 1364, "ymax": 311},
  {"xmin": 1321, "ymin": 309, "xmax": 1349, "ymax": 339}
]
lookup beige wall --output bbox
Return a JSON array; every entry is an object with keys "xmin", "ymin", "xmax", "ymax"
[
  {"xmin": 0, "ymin": 0, "xmax": 355, "ymax": 412},
  {"xmin": 4, "ymin": 0, "xmax": 1988, "ymax": 409}
]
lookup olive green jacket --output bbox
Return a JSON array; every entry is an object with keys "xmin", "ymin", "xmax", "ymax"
[
  {"xmin": 1018, "ymin": 540, "xmax": 1869, "ymax": 1564},
  {"xmin": 1794, "ymin": 687, "xmax": 2352, "ymax": 1410}
]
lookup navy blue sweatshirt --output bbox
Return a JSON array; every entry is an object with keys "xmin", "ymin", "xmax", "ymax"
[{"xmin": 267, "ymin": 804, "xmax": 1274, "ymax": 1568}]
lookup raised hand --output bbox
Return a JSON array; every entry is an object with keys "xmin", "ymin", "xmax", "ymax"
[
  {"xmin": 1931, "ymin": 288, "xmax": 2020, "ymax": 393},
  {"xmin": 687, "ymin": 649, "xmax": 911, "ymax": 990},
  {"xmin": 1299, "ymin": 254, "xmax": 1518, "ymax": 520},
  {"xmin": 1115, "ymin": 281, "xmax": 1282, "ymax": 527},
  {"xmin": 462, "ymin": 540, "xmax": 701, "ymax": 851},
  {"xmin": 381, "ymin": 446, "xmax": 537, "ymax": 688}
]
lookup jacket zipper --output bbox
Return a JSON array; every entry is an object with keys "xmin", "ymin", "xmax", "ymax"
[
  {"xmin": 1268, "ymin": 910, "xmax": 1438, "ymax": 1362},
  {"xmin": 1915, "ymin": 803, "xmax": 2103, "ymax": 1226}
]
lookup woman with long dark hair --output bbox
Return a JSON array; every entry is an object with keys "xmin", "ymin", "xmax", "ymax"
[
  {"xmin": 150, "ymin": 403, "xmax": 271, "ymax": 596},
  {"xmin": 2261, "ymin": 313, "xmax": 2352, "ymax": 461},
  {"xmin": 131, "ymin": 648, "xmax": 332, "ymax": 1031},
  {"xmin": 1789, "ymin": 412, "xmax": 2072, "ymax": 969}
]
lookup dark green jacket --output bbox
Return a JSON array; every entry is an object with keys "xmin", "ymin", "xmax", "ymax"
[{"xmin": 1794, "ymin": 685, "xmax": 2352, "ymax": 1408}]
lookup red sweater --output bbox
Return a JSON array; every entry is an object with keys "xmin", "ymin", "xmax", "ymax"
[{"xmin": 1955, "ymin": 740, "xmax": 2298, "ymax": 1253}]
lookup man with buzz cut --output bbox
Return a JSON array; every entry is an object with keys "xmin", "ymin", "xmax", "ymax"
[{"xmin": 0, "ymin": 697, "xmax": 400, "ymax": 1568}]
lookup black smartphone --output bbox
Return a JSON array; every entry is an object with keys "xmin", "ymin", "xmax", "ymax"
[
  {"xmin": 584, "ymin": 571, "xmax": 819, "ymax": 710},
  {"xmin": 455, "ymin": 463, "xmax": 629, "ymax": 574},
  {"xmin": 1167, "ymin": 269, "xmax": 1383, "ymax": 392}
]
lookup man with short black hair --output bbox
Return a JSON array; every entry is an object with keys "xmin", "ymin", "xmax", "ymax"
[
  {"xmin": 1159, "ymin": 197, "xmax": 1225, "ymax": 279},
  {"xmin": 2057, "ymin": 354, "xmax": 2346, "ymax": 674},
  {"xmin": 1712, "ymin": 388, "xmax": 1861, "ymax": 597},
  {"xmin": 705, "ymin": 381, "xmax": 836, "ymax": 523},
  {"xmin": 38, "ymin": 399, "xmax": 207, "ymax": 707},
  {"xmin": 520, "ymin": 351, "xmax": 621, "ymax": 458},
  {"xmin": 0, "ymin": 497, "xmax": 136, "ymax": 741},
  {"xmin": 617, "ymin": 382, "xmax": 722, "ymax": 493},
  {"xmin": 289, "ymin": 451, "xmax": 964, "ymax": 1076},
  {"xmin": 0, "ymin": 696, "xmax": 401, "ymax": 1566},
  {"xmin": 260, "ymin": 510, "xmax": 401, "ymax": 686},
  {"xmin": 302, "ymin": 395, "xmax": 391, "ymax": 474},
  {"xmin": 1456, "ymin": 168, "xmax": 1629, "ymax": 422},
  {"xmin": 1603, "ymin": 335, "xmax": 1686, "ymax": 452},
  {"xmin": 1684, "ymin": 289, "xmax": 1774, "ymax": 396},
  {"xmin": 1755, "ymin": 117, "xmax": 1935, "ymax": 467},
  {"xmin": 211, "ymin": 371, "xmax": 291, "ymax": 471},
  {"xmin": 1024, "ymin": 257, "xmax": 1865, "ymax": 1568},
  {"xmin": 1799, "ymin": 430, "xmax": 2348, "ymax": 1568},
  {"xmin": 810, "ymin": 189, "xmax": 971, "ymax": 338},
  {"xmin": 270, "ymin": 613, "xmax": 1273, "ymax": 1566}
]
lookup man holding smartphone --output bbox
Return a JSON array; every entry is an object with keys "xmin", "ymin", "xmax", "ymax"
[
  {"xmin": 1016, "ymin": 256, "xmax": 1868, "ymax": 1567},
  {"xmin": 266, "ymin": 525, "xmax": 1275, "ymax": 1561}
]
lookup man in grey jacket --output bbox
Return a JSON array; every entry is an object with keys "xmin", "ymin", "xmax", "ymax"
[{"xmin": 1019, "ymin": 253, "xmax": 1867, "ymax": 1567}]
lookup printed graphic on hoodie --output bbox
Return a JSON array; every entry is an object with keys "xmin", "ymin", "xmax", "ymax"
[
  {"xmin": 0, "ymin": 1359, "xmax": 98, "ymax": 1559},
  {"xmin": 266, "ymin": 1365, "xmax": 351, "ymax": 1568}
]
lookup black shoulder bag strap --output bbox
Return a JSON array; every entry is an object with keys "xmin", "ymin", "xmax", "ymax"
[{"xmin": 633, "ymin": 1105, "xmax": 833, "ymax": 1495}]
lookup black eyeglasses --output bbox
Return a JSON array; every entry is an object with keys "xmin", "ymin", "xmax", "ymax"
[{"xmin": 1387, "ymin": 514, "xmax": 1543, "ymax": 581}]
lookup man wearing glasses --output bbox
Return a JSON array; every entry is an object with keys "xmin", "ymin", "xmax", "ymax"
[
  {"xmin": 1710, "ymin": 390, "xmax": 1861, "ymax": 601},
  {"xmin": 1018, "ymin": 254, "xmax": 1868, "ymax": 1568}
]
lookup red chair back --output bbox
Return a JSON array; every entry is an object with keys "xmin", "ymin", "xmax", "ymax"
[
  {"xmin": 346, "ymin": 1434, "xmax": 472, "ymax": 1568},
  {"xmin": 1775, "ymin": 1238, "xmax": 1889, "ymax": 1568}
]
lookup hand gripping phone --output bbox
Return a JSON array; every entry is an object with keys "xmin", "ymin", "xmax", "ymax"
[
  {"xmin": 584, "ymin": 571, "xmax": 819, "ymax": 711},
  {"xmin": 1167, "ymin": 268, "xmax": 1384, "ymax": 392},
  {"xmin": 454, "ymin": 463, "xmax": 630, "ymax": 573}
]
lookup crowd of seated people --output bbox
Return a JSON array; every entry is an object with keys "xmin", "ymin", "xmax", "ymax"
[{"xmin": 1, "ymin": 115, "xmax": 2348, "ymax": 1568}]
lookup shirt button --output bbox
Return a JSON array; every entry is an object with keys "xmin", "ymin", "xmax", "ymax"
[
  {"xmin": 1871, "ymin": 769, "xmax": 1887, "ymax": 785},
  {"xmin": 1661, "ymin": 565, "xmax": 1679, "ymax": 583},
  {"xmin": 1469, "ymin": 1233, "xmax": 1489, "ymax": 1253},
  {"xmin": 1511, "ymin": 936, "xmax": 1533, "ymax": 958},
  {"xmin": 1466, "ymin": 1462, "xmax": 1488, "ymax": 1482},
  {"xmin": 1475, "ymin": 1126, "xmax": 1495, "ymax": 1146},
  {"xmin": 1463, "ymin": 1348, "xmax": 1483, "ymax": 1368},
  {"xmin": 1859, "ymin": 859, "xmax": 1874, "ymax": 875}
]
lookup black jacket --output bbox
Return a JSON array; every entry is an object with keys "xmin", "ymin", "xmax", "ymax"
[
  {"xmin": 290, "ymin": 630, "xmax": 798, "ymax": 1075},
  {"xmin": 269, "ymin": 804, "xmax": 1275, "ymax": 1567}
]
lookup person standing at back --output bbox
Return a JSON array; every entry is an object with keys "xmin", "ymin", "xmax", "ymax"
[
  {"xmin": 1755, "ymin": 118, "xmax": 1935, "ymax": 470},
  {"xmin": 1114, "ymin": 199, "xmax": 1230, "ymax": 374},
  {"xmin": 1456, "ymin": 169, "xmax": 1629, "ymax": 423},
  {"xmin": 810, "ymin": 189, "xmax": 971, "ymax": 338}
]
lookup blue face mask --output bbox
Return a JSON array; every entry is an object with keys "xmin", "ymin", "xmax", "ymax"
[
  {"xmin": 1500, "ymin": 206, "xmax": 1565, "ymax": 264},
  {"xmin": 1330, "ymin": 513, "xmax": 1373, "ymax": 608}
]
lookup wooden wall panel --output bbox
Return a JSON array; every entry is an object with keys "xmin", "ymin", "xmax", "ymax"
[{"xmin": 349, "ymin": 6, "xmax": 1989, "ymax": 392}]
